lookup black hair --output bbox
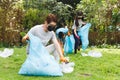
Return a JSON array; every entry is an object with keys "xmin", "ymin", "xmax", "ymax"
[
  {"xmin": 75, "ymin": 11, "xmax": 84, "ymax": 27},
  {"xmin": 58, "ymin": 32, "xmax": 64, "ymax": 39}
]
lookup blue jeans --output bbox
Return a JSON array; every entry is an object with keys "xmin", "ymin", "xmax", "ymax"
[{"xmin": 72, "ymin": 30, "xmax": 82, "ymax": 54}]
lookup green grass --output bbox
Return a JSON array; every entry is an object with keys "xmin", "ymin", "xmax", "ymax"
[{"xmin": 0, "ymin": 47, "xmax": 120, "ymax": 80}]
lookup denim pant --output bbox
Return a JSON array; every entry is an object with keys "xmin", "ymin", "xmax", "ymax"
[{"xmin": 72, "ymin": 30, "xmax": 81, "ymax": 54}]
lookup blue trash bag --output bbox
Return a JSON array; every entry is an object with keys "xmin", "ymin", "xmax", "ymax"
[
  {"xmin": 78, "ymin": 23, "xmax": 91, "ymax": 50},
  {"xmin": 70, "ymin": 35, "xmax": 75, "ymax": 50},
  {"xmin": 18, "ymin": 33, "xmax": 63, "ymax": 76},
  {"xmin": 56, "ymin": 27, "xmax": 68, "ymax": 35},
  {"xmin": 64, "ymin": 35, "xmax": 74, "ymax": 55}
]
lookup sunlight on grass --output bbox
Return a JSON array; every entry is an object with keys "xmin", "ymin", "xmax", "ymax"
[{"xmin": 0, "ymin": 47, "xmax": 120, "ymax": 80}]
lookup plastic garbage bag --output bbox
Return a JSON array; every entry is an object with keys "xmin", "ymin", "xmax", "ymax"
[
  {"xmin": 78, "ymin": 23, "xmax": 91, "ymax": 50},
  {"xmin": 0, "ymin": 48, "xmax": 14, "ymax": 58},
  {"xmin": 70, "ymin": 35, "xmax": 75, "ymax": 50},
  {"xmin": 18, "ymin": 33, "xmax": 63, "ymax": 76},
  {"xmin": 60, "ymin": 62, "xmax": 75, "ymax": 73},
  {"xmin": 81, "ymin": 53, "xmax": 88, "ymax": 56},
  {"xmin": 64, "ymin": 35, "xmax": 73, "ymax": 54},
  {"xmin": 88, "ymin": 50, "xmax": 102, "ymax": 58},
  {"xmin": 56, "ymin": 27, "xmax": 68, "ymax": 35}
]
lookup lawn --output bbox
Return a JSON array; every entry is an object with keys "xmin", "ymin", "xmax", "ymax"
[{"xmin": 0, "ymin": 47, "xmax": 120, "ymax": 80}]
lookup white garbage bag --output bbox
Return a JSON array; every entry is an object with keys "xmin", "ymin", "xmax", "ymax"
[
  {"xmin": 81, "ymin": 53, "xmax": 88, "ymax": 56},
  {"xmin": 88, "ymin": 50, "xmax": 102, "ymax": 58},
  {"xmin": 0, "ymin": 48, "xmax": 14, "ymax": 58},
  {"xmin": 60, "ymin": 62, "xmax": 75, "ymax": 73}
]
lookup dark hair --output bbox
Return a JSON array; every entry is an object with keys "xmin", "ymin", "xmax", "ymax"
[
  {"xmin": 58, "ymin": 32, "xmax": 64, "ymax": 39},
  {"xmin": 46, "ymin": 13, "xmax": 57, "ymax": 24},
  {"xmin": 75, "ymin": 11, "xmax": 84, "ymax": 27}
]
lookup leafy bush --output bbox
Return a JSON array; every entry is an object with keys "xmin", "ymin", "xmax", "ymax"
[
  {"xmin": 45, "ymin": 1, "xmax": 74, "ymax": 28},
  {"xmin": 23, "ymin": 9, "xmax": 49, "ymax": 32},
  {"xmin": 0, "ymin": 0, "xmax": 24, "ymax": 47},
  {"xmin": 77, "ymin": 0, "xmax": 120, "ymax": 32}
]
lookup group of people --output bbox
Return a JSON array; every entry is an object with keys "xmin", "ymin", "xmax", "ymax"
[{"xmin": 22, "ymin": 11, "xmax": 86, "ymax": 63}]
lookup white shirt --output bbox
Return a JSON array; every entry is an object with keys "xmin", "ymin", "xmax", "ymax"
[
  {"xmin": 28, "ymin": 25, "xmax": 56, "ymax": 46},
  {"xmin": 72, "ymin": 20, "xmax": 83, "ymax": 31}
]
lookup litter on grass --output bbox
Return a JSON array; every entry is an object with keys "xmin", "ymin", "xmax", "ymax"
[
  {"xmin": 60, "ymin": 62, "xmax": 75, "ymax": 73},
  {"xmin": 0, "ymin": 48, "xmax": 14, "ymax": 58},
  {"xmin": 81, "ymin": 50, "xmax": 102, "ymax": 58}
]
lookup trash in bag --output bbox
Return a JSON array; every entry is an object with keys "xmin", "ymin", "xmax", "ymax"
[
  {"xmin": 60, "ymin": 62, "xmax": 75, "ymax": 73},
  {"xmin": 88, "ymin": 50, "xmax": 102, "ymax": 58},
  {"xmin": 78, "ymin": 23, "xmax": 91, "ymax": 50},
  {"xmin": 0, "ymin": 48, "xmax": 14, "ymax": 58},
  {"xmin": 64, "ymin": 35, "xmax": 74, "ymax": 54},
  {"xmin": 18, "ymin": 33, "xmax": 63, "ymax": 76}
]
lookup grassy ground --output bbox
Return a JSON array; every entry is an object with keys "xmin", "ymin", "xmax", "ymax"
[{"xmin": 0, "ymin": 47, "xmax": 120, "ymax": 80}]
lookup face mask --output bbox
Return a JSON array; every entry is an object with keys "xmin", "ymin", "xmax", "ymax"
[{"xmin": 47, "ymin": 25, "xmax": 55, "ymax": 31}]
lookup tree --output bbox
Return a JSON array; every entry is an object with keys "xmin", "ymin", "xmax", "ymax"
[
  {"xmin": 56, "ymin": 0, "xmax": 81, "ymax": 9},
  {"xmin": 77, "ymin": 0, "xmax": 119, "ymax": 32},
  {"xmin": 77, "ymin": 0, "xmax": 120, "ymax": 45},
  {"xmin": 0, "ymin": 0, "xmax": 24, "ymax": 46},
  {"xmin": 45, "ymin": 1, "xmax": 74, "ymax": 28},
  {"xmin": 23, "ymin": 0, "xmax": 74, "ymax": 29}
]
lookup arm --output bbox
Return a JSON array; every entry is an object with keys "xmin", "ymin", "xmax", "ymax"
[
  {"xmin": 22, "ymin": 34, "xmax": 29, "ymax": 43},
  {"xmin": 81, "ymin": 21, "xmax": 86, "ymax": 26},
  {"xmin": 53, "ymin": 38, "xmax": 67, "ymax": 62},
  {"xmin": 74, "ymin": 27, "xmax": 79, "ymax": 39},
  {"xmin": 52, "ymin": 32, "xmax": 68, "ymax": 62},
  {"xmin": 22, "ymin": 26, "xmax": 36, "ymax": 43},
  {"xmin": 57, "ymin": 39, "xmax": 64, "ymax": 55}
]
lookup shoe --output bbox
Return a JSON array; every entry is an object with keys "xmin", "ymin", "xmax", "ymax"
[{"xmin": 74, "ymin": 49, "xmax": 77, "ymax": 54}]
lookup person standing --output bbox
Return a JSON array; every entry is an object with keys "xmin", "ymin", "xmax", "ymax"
[{"xmin": 72, "ymin": 11, "xmax": 86, "ymax": 54}]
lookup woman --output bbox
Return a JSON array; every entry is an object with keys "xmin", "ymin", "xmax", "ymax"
[
  {"xmin": 22, "ymin": 13, "xmax": 68, "ymax": 62},
  {"xmin": 72, "ymin": 11, "xmax": 86, "ymax": 54}
]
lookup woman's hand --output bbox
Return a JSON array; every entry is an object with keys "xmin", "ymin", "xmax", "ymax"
[
  {"xmin": 60, "ymin": 56, "xmax": 69, "ymax": 62},
  {"xmin": 22, "ymin": 34, "xmax": 29, "ymax": 43},
  {"xmin": 75, "ymin": 35, "xmax": 80, "ymax": 39}
]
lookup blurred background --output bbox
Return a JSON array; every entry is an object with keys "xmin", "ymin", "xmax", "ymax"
[{"xmin": 0, "ymin": 0, "xmax": 120, "ymax": 47}]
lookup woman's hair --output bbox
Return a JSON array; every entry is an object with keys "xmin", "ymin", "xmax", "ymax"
[
  {"xmin": 75, "ymin": 11, "xmax": 84, "ymax": 27},
  {"xmin": 58, "ymin": 32, "xmax": 64, "ymax": 39},
  {"xmin": 46, "ymin": 13, "xmax": 57, "ymax": 24}
]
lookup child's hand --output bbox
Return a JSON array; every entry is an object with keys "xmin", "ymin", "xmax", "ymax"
[{"xmin": 22, "ymin": 36, "xmax": 29, "ymax": 43}]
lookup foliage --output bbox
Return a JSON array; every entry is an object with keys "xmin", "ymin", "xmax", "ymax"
[
  {"xmin": 0, "ymin": 0, "xmax": 24, "ymax": 47},
  {"xmin": 57, "ymin": 0, "xmax": 81, "ymax": 9},
  {"xmin": 23, "ymin": 8, "xmax": 49, "ymax": 31},
  {"xmin": 77, "ymin": 0, "xmax": 120, "ymax": 45},
  {"xmin": 44, "ymin": 1, "xmax": 74, "ymax": 28},
  {"xmin": 23, "ymin": 0, "xmax": 74, "ymax": 28},
  {"xmin": 23, "ymin": 0, "xmax": 52, "ymax": 10},
  {"xmin": 0, "ymin": 0, "xmax": 119, "ymax": 46},
  {"xmin": 77, "ymin": 0, "xmax": 120, "ymax": 32}
]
